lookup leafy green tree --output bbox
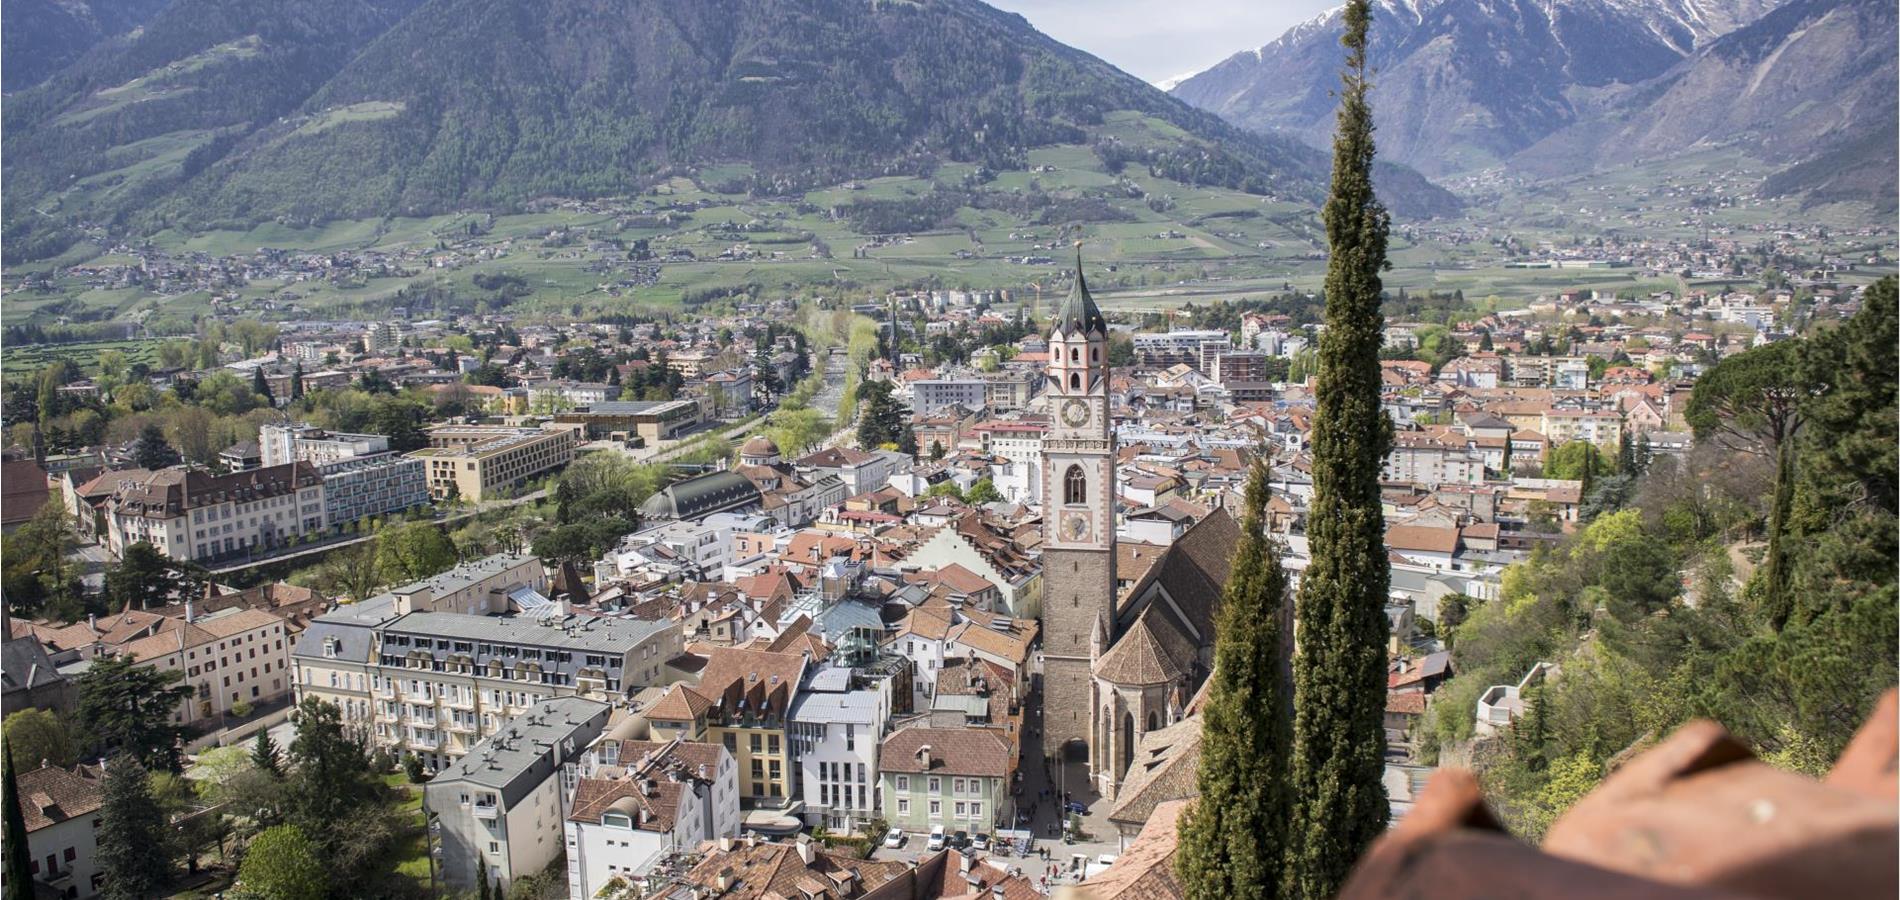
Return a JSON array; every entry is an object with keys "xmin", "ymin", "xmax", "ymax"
[
  {"xmin": 375, "ymin": 521, "xmax": 458, "ymax": 585},
  {"xmin": 1176, "ymin": 461, "xmax": 1292, "ymax": 900},
  {"xmin": 132, "ymin": 422, "xmax": 182, "ymax": 470},
  {"xmin": 1799, "ymin": 277, "xmax": 1896, "ymax": 516},
  {"xmin": 0, "ymin": 504, "xmax": 82, "ymax": 620},
  {"xmin": 99, "ymin": 756, "xmax": 172, "ymax": 899},
  {"xmin": 76, "ymin": 656, "xmax": 195, "ymax": 772},
  {"xmin": 4, "ymin": 708, "xmax": 76, "ymax": 770},
  {"xmin": 966, "ymin": 478, "xmax": 1002, "ymax": 505},
  {"xmin": 1543, "ymin": 441, "xmax": 1611, "ymax": 482},
  {"xmin": 237, "ymin": 824, "xmax": 328, "ymax": 900},
  {"xmin": 929, "ymin": 440, "xmax": 945, "ymax": 461},
  {"xmin": 1288, "ymin": 1, "xmax": 1394, "ymax": 894},
  {"xmin": 3, "ymin": 750, "xmax": 33, "ymax": 900},
  {"xmin": 923, "ymin": 481, "xmax": 963, "ymax": 501},
  {"xmin": 252, "ymin": 730, "xmax": 284, "ymax": 779}
]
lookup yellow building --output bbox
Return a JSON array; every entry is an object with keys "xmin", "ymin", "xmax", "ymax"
[
  {"xmin": 408, "ymin": 426, "xmax": 575, "ymax": 501},
  {"xmin": 642, "ymin": 647, "xmax": 807, "ymax": 807}
]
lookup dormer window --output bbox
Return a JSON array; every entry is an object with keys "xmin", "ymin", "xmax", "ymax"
[{"xmin": 602, "ymin": 812, "xmax": 633, "ymax": 829}]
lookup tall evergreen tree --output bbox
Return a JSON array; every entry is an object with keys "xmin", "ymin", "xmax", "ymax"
[
  {"xmin": 251, "ymin": 367, "xmax": 272, "ymax": 403},
  {"xmin": 252, "ymin": 729, "xmax": 284, "ymax": 779},
  {"xmin": 1175, "ymin": 460, "xmax": 1292, "ymax": 900},
  {"xmin": 131, "ymin": 423, "xmax": 180, "ymax": 470},
  {"xmin": 3, "ymin": 749, "xmax": 33, "ymax": 900},
  {"xmin": 98, "ymin": 756, "xmax": 171, "ymax": 900},
  {"xmin": 1288, "ymin": 1, "xmax": 1394, "ymax": 895}
]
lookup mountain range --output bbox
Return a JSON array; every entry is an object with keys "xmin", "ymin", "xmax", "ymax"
[
  {"xmin": 1173, "ymin": 0, "xmax": 1895, "ymax": 208},
  {"xmin": 0, "ymin": 0, "xmax": 1459, "ymax": 264},
  {"xmin": 2, "ymin": 0, "xmax": 174, "ymax": 91}
]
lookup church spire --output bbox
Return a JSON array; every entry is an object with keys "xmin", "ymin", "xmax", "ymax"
[{"xmin": 1052, "ymin": 242, "xmax": 1106, "ymax": 338}]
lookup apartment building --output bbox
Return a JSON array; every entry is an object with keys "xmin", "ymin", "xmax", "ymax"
[
  {"xmin": 410, "ymin": 426, "xmax": 575, "ymax": 501},
  {"xmin": 387, "ymin": 552, "xmax": 547, "ymax": 615},
  {"xmin": 980, "ymin": 372, "xmax": 1037, "ymax": 411},
  {"xmin": 1384, "ymin": 433, "xmax": 1488, "ymax": 487},
  {"xmin": 877, "ymin": 726, "xmax": 1012, "ymax": 834},
  {"xmin": 913, "ymin": 379, "xmax": 987, "ymax": 416},
  {"xmin": 565, "ymin": 736, "xmax": 740, "ymax": 896},
  {"xmin": 105, "ymin": 463, "xmax": 325, "ymax": 562},
  {"xmin": 425, "ymin": 697, "xmax": 611, "ymax": 893},
  {"xmin": 1131, "ymin": 330, "xmax": 1227, "ymax": 368},
  {"xmin": 117, "ymin": 606, "xmax": 293, "ymax": 728},
  {"xmin": 789, "ymin": 690, "xmax": 886, "ymax": 831},
  {"xmin": 367, "ymin": 611, "xmax": 681, "ymax": 770},
  {"xmin": 319, "ymin": 453, "xmax": 429, "ymax": 529},
  {"xmin": 1540, "ymin": 408, "xmax": 1625, "ymax": 450},
  {"xmin": 259, "ymin": 423, "xmax": 389, "ymax": 468},
  {"xmin": 642, "ymin": 647, "xmax": 807, "ymax": 807}
]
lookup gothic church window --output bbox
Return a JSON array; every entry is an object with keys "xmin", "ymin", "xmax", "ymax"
[{"xmin": 1064, "ymin": 465, "xmax": 1086, "ymax": 505}]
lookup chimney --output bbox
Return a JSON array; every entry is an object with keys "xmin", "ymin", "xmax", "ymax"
[
  {"xmin": 917, "ymin": 744, "xmax": 931, "ymax": 769},
  {"xmin": 796, "ymin": 839, "xmax": 815, "ymax": 866},
  {"xmin": 183, "ymin": 600, "xmax": 194, "ymax": 623}
]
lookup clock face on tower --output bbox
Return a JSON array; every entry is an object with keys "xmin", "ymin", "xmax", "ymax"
[
  {"xmin": 1061, "ymin": 399, "xmax": 1091, "ymax": 428},
  {"xmin": 1061, "ymin": 512, "xmax": 1092, "ymax": 542}
]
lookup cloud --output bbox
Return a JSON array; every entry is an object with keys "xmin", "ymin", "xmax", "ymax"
[{"xmin": 987, "ymin": 0, "xmax": 1337, "ymax": 83}]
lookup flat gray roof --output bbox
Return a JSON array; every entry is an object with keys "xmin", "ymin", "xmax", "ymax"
[
  {"xmin": 428, "ymin": 697, "xmax": 610, "ymax": 803},
  {"xmin": 383, "ymin": 611, "xmax": 672, "ymax": 654},
  {"xmin": 790, "ymin": 690, "xmax": 883, "ymax": 726},
  {"xmin": 389, "ymin": 552, "xmax": 538, "ymax": 599}
]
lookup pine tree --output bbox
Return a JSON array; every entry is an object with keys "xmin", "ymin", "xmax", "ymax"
[
  {"xmin": 477, "ymin": 862, "xmax": 493, "ymax": 900},
  {"xmin": 98, "ymin": 756, "xmax": 171, "ymax": 900},
  {"xmin": 1175, "ymin": 460, "xmax": 1292, "ymax": 900},
  {"xmin": 252, "ymin": 729, "xmax": 284, "ymax": 779},
  {"xmin": 3, "ymin": 749, "xmax": 34, "ymax": 900},
  {"xmin": 132, "ymin": 423, "xmax": 180, "ymax": 470},
  {"xmin": 289, "ymin": 364, "xmax": 305, "ymax": 401},
  {"xmin": 252, "ymin": 367, "xmax": 272, "ymax": 403},
  {"xmin": 1288, "ymin": 1, "xmax": 1394, "ymax": 895}
]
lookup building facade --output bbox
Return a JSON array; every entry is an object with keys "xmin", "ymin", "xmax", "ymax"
[
  {"xmin": 410, "ymin": 426, "xmax": 576, "ymax": 501},
  {"xmin": 105, "ymin": 463, "xmax": 325, "ymax": 562},
  {"xmin": 319, "ymin": 453, "xmax": 430, "ymax": 529},
  {"xmin": 260, "ymin": 423, "xmax": 389, "ymax": 468},
  {"xmin": 424, "ymin": 697, "xmax": 611, "ymax": 893}
]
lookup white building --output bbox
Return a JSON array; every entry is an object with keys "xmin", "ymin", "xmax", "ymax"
[
  {"xmin": 424, "ymin": 697, "xmax": 612, "ymax": 894},
  {"xmin": 260, "ymin": 423, "xmax": 389, "ymax": 468},
  {"xmin": 105, "ymin": 463, "xmax": 326, "ymax": 563},
  {"xmin": 788, "ymin": 689, "xmax": 887, "ymax": 830},
  {"xmin": 565, "ymin": 736, "xmax": 740, "ymax": 898},
  {"xmin": 18, "ymin": 765, "xmax": 105, "ymax": 898}
]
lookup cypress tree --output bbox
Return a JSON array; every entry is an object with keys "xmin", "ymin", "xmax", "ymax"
[
  {"xmin": 1288, "ymin": 0, "xmax": 1394, "ymax": 895},
  {"xmin": 1175, "ymin": 460, "xmax": 1292, "ymax": 900},
  {"xmin": 3, "ymin": 749, "xmax": 33, "ymax": 900}
]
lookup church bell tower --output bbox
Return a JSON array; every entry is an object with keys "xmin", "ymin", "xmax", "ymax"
[{"xmin": 1040, "ymin": 246, "xmax": 1117, "ymax": 758}]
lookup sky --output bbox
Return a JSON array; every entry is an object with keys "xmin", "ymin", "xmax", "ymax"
[{"xmin": 987, "ymin": 0, "xmax": 1339, "ymax": 85}]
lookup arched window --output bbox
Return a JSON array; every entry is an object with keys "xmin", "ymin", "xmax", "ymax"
[
  {"xmin": 1092, "ymin": 346, "xmax": 1100, "ymax": 362},
  {"xmin": 1064, "ymin": 465, "xmax": 1086, "ymax": 505},
  {"xmin": 1069, "ymin": 372, "xmax": 1081, "ymax": 390},
  {"xmin": 1146, "ymin": 712, "xmax": 1157, "ymax": 732},
  {"xmin": 1070, "ymin": 346, "xmax": 1080, "ymax": 362}
]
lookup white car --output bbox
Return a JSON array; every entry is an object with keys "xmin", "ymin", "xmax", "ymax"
[
  {"xmin": 926, "ymin": 825, "xmax": 947, "ymax": 851},
  {"xmin": 882, "ymin": 828, "xmax": 906, "ymax": 849}
]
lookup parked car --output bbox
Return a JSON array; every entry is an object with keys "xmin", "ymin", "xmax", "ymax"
[
  {"xmin": 883, "ymin": 828, "xmax": 906, "ymax": 849},
  {"xmin": 972, "ymin": 833, "xmax": 992, "ymax": 851},
  {"xmin": 951, "ymin": 829, "xmax": 970, "ymax": 849},
  {"xmin": 926, "ymin": 826, "xmax": 946, "ymax": 851}
]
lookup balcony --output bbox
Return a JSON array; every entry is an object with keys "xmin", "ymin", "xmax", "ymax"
[{"xmin": 472, "ymin": 803, "xmax": 500, "ymax": 820}]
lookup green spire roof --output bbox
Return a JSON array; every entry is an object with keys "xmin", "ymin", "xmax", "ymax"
[{"xmin": 1053, "ymin": 244, "xmax": 1106, "ymax": 337}]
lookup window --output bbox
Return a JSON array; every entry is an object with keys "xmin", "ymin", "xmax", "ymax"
[
  {"xmin": 1064, "ymin": 465, "xmax": 1086, "ymax": 505},
  {"xmin": 895, "ymin": 775, "xmax": 909, "ymax": 792},
  {"xmin": 897, "ymin": 798, "xmax": 910, "ymax": 814},
  {"xmin": 927, "ymin": 777, "xmax": 940, "ymax": 793},
  {"xmin": 928, "ymin": 800, "xmax": 941, "ymax": 816}
]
